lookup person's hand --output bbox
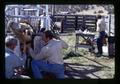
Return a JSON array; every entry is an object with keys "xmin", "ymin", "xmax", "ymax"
[{"xmin": 14, "ymin": 66, "xmax": 23, "ymax": 76}]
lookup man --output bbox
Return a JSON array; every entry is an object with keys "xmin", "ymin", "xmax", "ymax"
[
  {"xmin": 27, "ymin": 30, "xmax": 68, "ymax": 79},
  {"xmin": 5, "ymin": 36, "xmax": 22, "ymax": 78},
  {"xmin": 40, "ymin": 12, "xmax": 47, "ymax": 29},
  {"xmin": 5, "ymin": 36, "xmax": 30, "ymax": 79},
  {"xmin": 96, "ymin": 15, "xmax": 108, "ymax": 56},
  {"xmin": 40, "ymin": 11, "xmax": 51, "ymax": 30}
]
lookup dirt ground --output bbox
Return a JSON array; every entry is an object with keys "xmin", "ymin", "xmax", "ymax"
[{"xmin": 60, "ymin": 33, "xmax": 115, "ymax": 79}]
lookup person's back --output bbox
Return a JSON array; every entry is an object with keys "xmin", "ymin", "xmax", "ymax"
[
  {"xmin": 44, "ymin": 38, "xmax": 67, "ymax": 64},
  {"xmin": 97, "ymin": 16, "xmax": 107, "ymax": 32},
  {"xmin": 5, "ymin": 47, "xmax": 22, "ymax": 78}
]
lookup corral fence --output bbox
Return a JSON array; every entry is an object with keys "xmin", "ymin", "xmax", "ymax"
[{"xmin": 50, "ymin": 14, "xmax": 97, "ymax": 33}]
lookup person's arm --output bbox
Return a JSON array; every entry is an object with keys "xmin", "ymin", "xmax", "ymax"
[
  {"xmin": 28, "ymin": 46, "xmax": 49, "ymax": 60},
  {"xmin": 5, "ymin": 56, "xmax": 19, "ymax": 78},
  {"xmin": 60, "ymin": 39, "xmax": 69, "ymax": 49},
  {"xmin": 96, "ymin": 20, "xmax": 100, "ymax": 32},
  {"xmin": 33, "ymin": 36, "xmax": 39, "ymax": 54},
  {"xmin": 57, "ymin": 37, "xmax": 68, "ymax": 49}
]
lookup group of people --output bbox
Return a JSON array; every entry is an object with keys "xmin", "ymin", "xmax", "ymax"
[
  {"xmin": 5, "ymin": 11, "xmax": 66, "ymax": 79},
  {"xmin": 5, "ymin": 13, "xmax": 108, "ymax": 79},
  {"xmin": 5, "ymin": 21, "xmax": 68, "ymax": 79}
]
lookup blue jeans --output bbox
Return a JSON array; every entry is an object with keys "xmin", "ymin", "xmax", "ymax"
[
  {"xmin": 31, "ymin": 60, "xmax": 65, "ymax": 79},
  {"xmin": 97, "ymin": 31, "xmax": 107, "ymax": 55}
]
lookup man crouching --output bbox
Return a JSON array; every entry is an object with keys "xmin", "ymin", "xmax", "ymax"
[{"xmin": 27, "ymin": 30, "xmax": 68, "ymax": 79}]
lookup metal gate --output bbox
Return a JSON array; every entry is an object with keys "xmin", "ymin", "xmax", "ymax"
[{"xmin": 51, "ymin": 14, "xmax": 97, "ymax": 33}]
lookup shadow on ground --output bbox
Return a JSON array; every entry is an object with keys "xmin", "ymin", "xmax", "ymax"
[
  {"xmin": 63, "ymin": 51, "xmax": 111, "ymax": 69},
  {"xmin": 63, "ymin": 51, "xmax": 83, "ymax": 60},
  {"xmin": 64, "ymin": 62, "xmax": 104, "ymax": 79}
]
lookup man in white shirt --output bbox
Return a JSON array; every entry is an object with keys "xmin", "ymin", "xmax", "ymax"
[
  {"xmin": 96, "ymin": 15, "xmax": 108, "ymax": 56},
  {"xmin": 96, "ymin": 15, "xmax": 106, "ymax": 33},
  {"xmin": 40, "ymin": 12, "xmax": 47, "ymax": 28},
  {"xmin": 40, "ymin": 12, "xmax": 51, "ymax": 30},
  {"xmin": 27, "ymin": 30, "xmax": 68, "ymax": 79}
]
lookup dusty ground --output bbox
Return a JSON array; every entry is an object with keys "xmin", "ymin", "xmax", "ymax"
[{"xmin": 60, "ymin": 33, "xmax": 115, "ymax": 79}]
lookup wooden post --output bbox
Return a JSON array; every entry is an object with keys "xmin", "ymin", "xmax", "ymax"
[
  {"xmin": 109, "ymin": 14, "xmax": 111, "ymax": 36},
  {"xmin": 75, "ymin": 15, "xmax": 78, "ymax": 30},
  {"xmin": 52, "ymin": 5, "xmax": 55, "ymax": 15}
]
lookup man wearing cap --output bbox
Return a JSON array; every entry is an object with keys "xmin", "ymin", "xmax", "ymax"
[{"xmin": 27, "ymin": 30, "xmax": 68, "ymax": 79}]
